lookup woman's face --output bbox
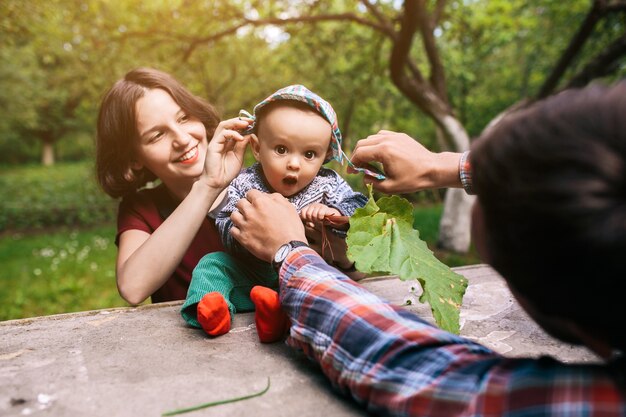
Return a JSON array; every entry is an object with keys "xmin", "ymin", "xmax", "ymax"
[{"xmin": 133, "ymin": 88, "xmax": 207, "ymax": 193}]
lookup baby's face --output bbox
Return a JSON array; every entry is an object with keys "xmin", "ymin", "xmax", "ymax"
[{"xmin": 252, "ymin": 105, "xmax": 331, "ymax": 197}]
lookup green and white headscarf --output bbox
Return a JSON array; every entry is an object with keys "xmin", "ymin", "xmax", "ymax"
[
  {"xmin": 240, "ymin": 84, "xmax": 343, "ymax": 164},
  {"xmin": 240, "ymin": 84, "xmax": 385, "ymax": 179}
]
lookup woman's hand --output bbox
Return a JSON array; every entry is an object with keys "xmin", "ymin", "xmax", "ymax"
[
  {"xmin": 349, "ymin": 130, "xmax": 462, "ymax": 194},
  {"xmin": 203, "ymin": 117, "xmax": 252, "ymax": 189},
  {"xmin": 230, "ymin": 190, "xmax": 307, "ymax": 262}
]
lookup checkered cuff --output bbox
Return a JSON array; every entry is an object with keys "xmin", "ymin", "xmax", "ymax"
[{"xmin": 459, "ymin": 151, "xmax": 474, "ymax": 195}]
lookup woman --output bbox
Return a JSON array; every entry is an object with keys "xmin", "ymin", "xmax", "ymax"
[{"xmin": 96, "ymin": 67, "xmax": 250, "ymax": 305}]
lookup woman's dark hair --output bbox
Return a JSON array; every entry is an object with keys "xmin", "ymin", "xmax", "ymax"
[
  {"xmin": 96, "ymin": 68, "xmax": 220, "ymax": 198},
  {"xmin": 471, "ymin": 81, "xmax": 626, "ymax": 349}
]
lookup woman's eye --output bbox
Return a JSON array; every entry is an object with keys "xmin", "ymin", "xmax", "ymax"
[
  {"xmin": 276, "ymin": 145, "xmax": 287, "ymax": 155},
  {"xmin": 305, "ymin": 151, "xmax": 316, "ymax": 159},
  {"xmin": 178, "ymin": 113, "xmax": 189, "ymax": 123},
  {"xmin": 149, "ymin": 131, "xmax": 164, "ymax": 143}
]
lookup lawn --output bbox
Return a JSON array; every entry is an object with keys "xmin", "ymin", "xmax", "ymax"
[
  {"xmin": 0, "ymin": 162, "xmax": 480, "ymax": 321},
  {"xmin": 0, "ymin": 205, "xmax": 480, "ymax": 321},
  {"xmin": 0, "ymin": 161, "xmax": 117, "ymax": 231},
  {"xmin": 0, "ymin": 224, "xmax": 126, "ymax": 321}
]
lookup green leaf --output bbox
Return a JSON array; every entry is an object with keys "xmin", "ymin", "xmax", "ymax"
[{"xmin": 346, "ymin": 185, "xmax": 468, "ymax": 334}]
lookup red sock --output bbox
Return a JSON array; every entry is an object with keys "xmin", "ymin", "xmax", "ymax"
[
  {"xmin": 250, "ymin": 286, "xmax": 289, "ymax": 343},
  {"xmin": 197, "ymin": 292, "xmax": 231, "ymax": 337}
]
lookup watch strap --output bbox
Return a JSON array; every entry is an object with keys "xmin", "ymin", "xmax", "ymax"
[{"xmin": 333, "ymin": 261, "xmax": 357, "ymax": 273}]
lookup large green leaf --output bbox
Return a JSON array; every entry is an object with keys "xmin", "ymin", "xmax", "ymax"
[{"xmin": 347, "ymin": 185, "xmax": 468, "ymax": 334}]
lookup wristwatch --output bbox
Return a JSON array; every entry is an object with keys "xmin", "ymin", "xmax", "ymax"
[
  {"xmin": 333, "ymin": 261, "xmax": 357, "ymax": 273},
  {"xmin": 272, "ymin": 240, "xmax": 308, "ymax": 272}
]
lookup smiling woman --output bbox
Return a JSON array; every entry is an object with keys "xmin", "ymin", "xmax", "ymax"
[
  {"xmin": 95, "ymin": 67, "xmax": 251, "ymax": 306},
  {"xmin": 131, "ymin": 88, "xmax": 209, "ymax": 201}
]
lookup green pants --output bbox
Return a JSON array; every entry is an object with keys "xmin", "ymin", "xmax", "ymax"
[{"xmin": 181, "ymin": 251, "xmax": 277, "ymax": 328}]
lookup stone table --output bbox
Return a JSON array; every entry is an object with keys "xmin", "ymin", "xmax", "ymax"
[{"xmin": 0, "ymin": 264, "xmax": 596, "ymax": 416}]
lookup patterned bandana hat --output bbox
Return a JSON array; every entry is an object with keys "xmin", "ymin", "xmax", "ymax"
[
  {"xmin": 240, "ymin": 85, "xmax": 386, "ymax": 179},
  {"xmin": 240, "ymin": 84, "xmax": 343, "ymax": 164}
]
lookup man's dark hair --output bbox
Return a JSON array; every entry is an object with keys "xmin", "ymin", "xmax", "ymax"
[{"xmin": 471, "ymin": 81, "xmax": 626, "ymax": 349}]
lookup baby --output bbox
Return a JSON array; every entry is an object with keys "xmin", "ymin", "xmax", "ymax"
[{"xmin": 181, "ymin": 85, "xmax": 367, "ymax": 341}]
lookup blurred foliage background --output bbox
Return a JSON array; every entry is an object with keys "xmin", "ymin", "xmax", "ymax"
[
  {"xmin": 2, "ymin": 0, "xmax": 623, "ymax": 167},
  {"xmin": 0, "ymin": 0, "xmax": 623, "ymax": 319}
]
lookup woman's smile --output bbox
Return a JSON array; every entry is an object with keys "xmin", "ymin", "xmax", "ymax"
[{"xmin": 177, "ymin": 145, "xmax": 199, "ymax": 164}]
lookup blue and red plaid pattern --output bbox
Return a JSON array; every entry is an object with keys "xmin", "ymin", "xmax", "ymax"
[{"xmin": 278, "ymin": 247, "xmax": 625, "ymax": 417}]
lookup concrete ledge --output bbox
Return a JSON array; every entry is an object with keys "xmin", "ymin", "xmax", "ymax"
[{"xmin": 0, "ymin": 264, "xmax": 596, "ymax": 416}]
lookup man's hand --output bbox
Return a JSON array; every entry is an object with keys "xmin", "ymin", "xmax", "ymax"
[
  {"xmin": 349, "ymin": 130, "xmax": 462, "ymax": 194},
  {"xmin": 230, "ymin": 190, "xmax": 307, "ymax": 262}
]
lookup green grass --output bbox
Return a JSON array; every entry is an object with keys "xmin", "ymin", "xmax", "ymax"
[
  {"xmin": 0, "ymin": 204, "xmax": 480, "ymax": 321},
  {"xmin": 412, "ymin": 205, "xmax": 481, "ymax": 268},
  {"xmin": 0, "ymin": 161, "xmax": 480, "ymax": 321},
  {"xmin": 0, "ymin": 224, "xmax": 127, "ymax": 321},
  {"xmin": 412, "ymin": 205, "xmax": 443, "ymax": 243},
  {"xmin": 0, "ymin": 161, "xmax": 117, "ymax": 231}
]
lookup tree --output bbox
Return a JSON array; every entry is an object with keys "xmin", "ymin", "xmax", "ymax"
[
  {"xmin": 129, "ymin": 0, "xmax": 625, "ymax": 252},
  {"xmin": 3, "ymin": 0, "xmax": 623, "ymax": 251}
]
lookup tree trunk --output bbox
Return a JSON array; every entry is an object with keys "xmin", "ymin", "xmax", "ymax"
[
  {"xmin": 42, "ymin": 142, "xmax": 55, "ymax": 166},
  {"xmin": 438, "ymin": 188, "xmax": 475, "ymax": 252},
  {"xmin": 436, "ymin": 114, "xmax": 474, "ymax": 253}
]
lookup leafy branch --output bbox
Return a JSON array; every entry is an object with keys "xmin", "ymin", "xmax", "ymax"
[{"xmin": 346, "ymin": 186, "xmax": 468, "ymax": 334}]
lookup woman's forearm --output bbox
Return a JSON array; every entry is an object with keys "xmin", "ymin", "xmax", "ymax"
[{"xmin": 116, "ymin": 181, "xmax": 223, "ymax": 305}]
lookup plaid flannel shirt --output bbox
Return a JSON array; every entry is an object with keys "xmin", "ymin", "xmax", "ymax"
[{"xmin": 279, "ymin": 247, "xmax": 625, "ymax": 417}]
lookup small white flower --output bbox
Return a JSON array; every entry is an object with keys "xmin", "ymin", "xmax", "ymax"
[
  {"xmin": 39, "ymin": 248, "xmax": 55, "ymax": 258},
  {"xmin": 93, "ymin": 236, "xmax": 109, "ymax": 250},
  {"xmin": 33, "ymin": 269, "xmax": 42, "ymax": 276}
]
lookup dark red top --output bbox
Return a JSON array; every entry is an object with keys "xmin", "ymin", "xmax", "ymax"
[{"xmin": 116, "ymin": 184, "xmax": 225, "ymax": 303}]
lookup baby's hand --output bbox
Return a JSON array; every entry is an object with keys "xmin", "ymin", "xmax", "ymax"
[{"xmin": 300, "ymin": 203, "xmax": 341, "ymax": 223}]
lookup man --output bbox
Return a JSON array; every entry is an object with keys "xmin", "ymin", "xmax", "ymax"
[{"xmin": 230, "ymin": 82, "xmax": 626, "ymax": 416}]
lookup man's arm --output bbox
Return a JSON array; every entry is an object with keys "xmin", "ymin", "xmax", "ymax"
[
  {"xmin": 230, "ymin": 189, "xmax": 625, "ymax": 417},
  {"xmin": 277, "ymin": 246, "xmax": 499, "ymax": 415}
]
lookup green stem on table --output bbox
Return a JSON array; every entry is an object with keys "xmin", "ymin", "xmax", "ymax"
[{"xmin": 161, "ymin": 377, "xmax": 271, "ymax": 416}]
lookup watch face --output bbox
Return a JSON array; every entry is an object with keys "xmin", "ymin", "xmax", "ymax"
[{"xmin": 274, "ymin": 244, "xmax": 291, "ymax": 263}]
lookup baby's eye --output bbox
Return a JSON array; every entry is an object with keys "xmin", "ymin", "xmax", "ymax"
[
  {"xmin": 304, "ymin": 151, "xmax": 316, "ymax": 160},
  {"xmin": 276, "ymin": 145, "xmax": 287, "ymax": 155}
]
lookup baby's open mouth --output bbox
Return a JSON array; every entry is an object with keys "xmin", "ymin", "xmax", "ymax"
[{"xmin": 283, "ymin": 177, "xmax": 297, "ymax": 185}]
